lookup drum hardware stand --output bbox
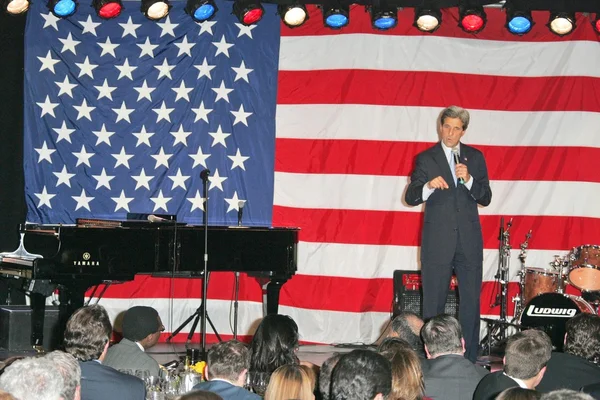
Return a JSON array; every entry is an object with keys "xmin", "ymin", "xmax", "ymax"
[
  {"xmin": 480, "ymin": 217, "xmax": 513, "ymax": 354},
  {"xmin": 512, "ymin": 230, "xmax": 532, "ymax": 319},
  {"xmin": 550, "ymin": 254, "xmax": 568, "ymax": 294}
]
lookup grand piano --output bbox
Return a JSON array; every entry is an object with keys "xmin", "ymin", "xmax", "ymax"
[{"xmin": 0, "ymin": 220, "xmax": 299, "ymax": 348}]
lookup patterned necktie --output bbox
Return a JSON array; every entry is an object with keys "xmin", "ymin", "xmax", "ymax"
[{"xmin": 449, "ymin": 151, "xmax": 457, "ymax": 186}]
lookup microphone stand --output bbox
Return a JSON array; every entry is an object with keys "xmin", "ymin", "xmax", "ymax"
[{"xmin": 200, "ymin": 168, "xmax": 210, "ymax": 360}]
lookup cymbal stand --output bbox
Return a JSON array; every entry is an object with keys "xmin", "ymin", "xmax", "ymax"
[
  {"xmin": 480, "ymin": 218, "xmax": 512, "ymax": 354},
  {"xmin": 550, "ymin": 254, "xmax": 568, "ymax": 294},
  {"xmin": 513, "ymin": 230, "xmax": 532, "ymax": 319}
]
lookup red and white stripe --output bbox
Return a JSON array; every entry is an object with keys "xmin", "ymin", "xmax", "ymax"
[{"xmin": 97, "ymin": 6, "xmax": 600, "ymax": 345}]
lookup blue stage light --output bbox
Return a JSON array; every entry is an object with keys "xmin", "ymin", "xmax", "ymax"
[
  {"xmin": 322, "ymin": 3, "xmax": 349, "ymax": 29},
  {"xmin": 186, "ymin": 0, "xmax": 217, "ymax": 22},
  {"xmin": 508, "ymin": 15, "xmax": 532, "ymax": 34},
  {"xmin": 194, "ymin": 3, "xmax": 214, "ymax": 20},
  {"xmin": 48, "ymin": 0, "xmax": 76, "ymax": 17}
]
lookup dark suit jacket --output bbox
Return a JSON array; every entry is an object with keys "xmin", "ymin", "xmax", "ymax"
[
  {"xmin": 79, "ymin": 360, "xmax": 145, "ymax": 400},
  {"xmin": 193, "ymin": 379, "xmax": 261, "ymax": 400},
  {"xmin": 104, "ymin": 338, "xmax": 161, "ymax": 377},
  {"xmin": 405, "ymin": 142, "xmax": 492, "ymax": 266},
  {"xmin": 536, "ymin": 351, "xmax": 600, "ymax": 393},
  {"xmin": 581, "ymin": 381, "xmax": 600, "ymax": 399},
  {"xmin": 473, "ymin": 371, "xmax": 519, "ymax": 400},
  {"xmin": 422, "ymin": 354, "xmax": 489, "ymax": 400}
]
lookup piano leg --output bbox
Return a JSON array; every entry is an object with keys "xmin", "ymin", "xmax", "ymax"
[
  {"xmin": 263, "ymin": 278, "xmax": 288, "ymax": 315},
  {"xmin": 58, "ymin": 284, "xmax": 87, "ymax": 341},
  {"xmin": 30, "ymin": 292, "xmax": 46, "ymax": 349}
]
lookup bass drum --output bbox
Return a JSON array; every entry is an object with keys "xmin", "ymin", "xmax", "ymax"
[{"xmin": 519, "ymin": 293, "xmax": 594, "ymax": 351}]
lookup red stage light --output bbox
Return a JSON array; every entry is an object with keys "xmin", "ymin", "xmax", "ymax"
[
  {"xmin": 97, "ymin": 1, "xmax": 121, "ymax": 18},
  {"xmin": 461, "ymin": 14, "xmax": 484, "ymax": 32},
  {"xmin": 242, "ymin": 7, "xmax": 263, "ymax": 24}
]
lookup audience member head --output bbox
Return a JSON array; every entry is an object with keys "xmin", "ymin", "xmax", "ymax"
[
  {"xmin": 421, "ymin": 314, "xmax": 464, "ymax": 358},
  {"xmin": 504, "ymin": 330, "xmax": 552, "ymax": 388},
  {"xmin": 249, "ymin": 314, "xmax": 299, "ymax": 375},
  {"xmin": 564, "ymin": 313, "xmax": 600, "ymax": 363},
  {"xmin": 44, "ymin": 351, "xmax": 81, "ymax": 400},
  {"xmin": 64, "ymin": 305, "xmax": 112, "ymax": 362},
  {"xmin": 122, "ymin": 306, "xmax": 164, "ymax": 350},
  {"xmin": 319, "ymin": 353, "xmax": 343, "ymax": 400},
  {"xmin": 377, "ymin": 337, "xmax": 413, "ymax": 354},
  {"xmin": 380, "ymin": 347, "xmax": 424, "ymax": 400},
  {"xmin": 540, "ymin": 389, "xmax": 594, "ymax": 400},
  {"xmin": 0, "ymin": 357, "xmax": 24, "ymax": 376},
  {"xmin": 264, "ymin": 364, "xmax": 314, "ymax": 400},
  {"xmin": 206, "ymin": 340, "xmax": 250, "ymax": 387},
  {"xmin": 0, "ymin": 390, "xmax": 16, "ymax": 400},
  {"xmin": 331, "ymin": 349, "xmax": 391, "ymax": 400},
  {"xmin": 496, "ymin": 387, "xmax": 542, "ymax": 400},
  {"xmin": 177, "ymin": 390, "xmax": 223, "ymax": 400},
  {"xmin": 390, "ymin": 312, "xmax": 425, "ymax": 357},
  {"xmin": 0, "ymin": 357, "xmax": 63, "ymax": 400}
]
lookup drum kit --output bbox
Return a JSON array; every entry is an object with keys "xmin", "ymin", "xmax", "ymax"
[
  {"xmin": 483, "ymin": 217, "xmax": 600, "ymax": 352},
  {"xmin": 515, "ymin": 244, "xmax": 600, "ymax": 350}
]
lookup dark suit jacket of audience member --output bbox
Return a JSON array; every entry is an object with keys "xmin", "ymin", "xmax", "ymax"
[
  {"xmin": 104, "ymin": 338, "xmax": 161, "ymax": 377},
  {"xmin": 536, "ymin": 351, "xmax": 600, "ymax": 393},
  {"xmin": 422, "ymin": 354, "xmax": 488, "ymax": 400},
  {"xmin": 473, "ymin": 371, "xmax": 520, "ymax": 400},
  {"xmin": 79, "ymin": 360, "xmax": 145, "ymax": 400},
  {"xmin": 581, "ymin": 381, "xmax": 600, "ymax": 399},
  {"xmin": 193, "ymin": 380, "xmax": 261, "ymax": 400}
]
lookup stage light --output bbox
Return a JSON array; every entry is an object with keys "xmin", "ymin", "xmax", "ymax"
[
  {"xmin": 593, "ymin": 13, "xmax": 600, "ymax": 34},
  {"xmin": 92, "ymin": 0, "xmax": 122, "ymax": 19},
  {"xmin": 48, "ymin": 0, "xmax": 76, "ymax": 17},
  {"xmin": 322, "ymin": 2, "xmax": 349, "ymax": 29},
  {"xmin": 458, "ymin": 1, "xmax": 486, "ymax": 33},
  {"xmin": 504, "ymin": 0, "xmax": 533, "ymax": 35},
  {"xmin": 548, "ymin": 12, "xmax": 575, "ymax": 36},
  {"xmin": 233, "ymin": 0, "xmax": 264, "ymax": 25},
  {"xmin": 186, "ymin": 0, "xmax": 217, "ymax": 22},
  {"xmin": 141, "ymin": 0, "xmax": 170, "ymax": 20},
  {"xmin": 370, "ymin": 3, "xmax": 398, "ymax": 30},
  {"xmin": 278, "ymin": 4, "xmax": 308, "ymax": 28},
  {"xmin": 4, "ymin": 0, "xmax": 29, "ymax": 14},
  {"xmin": 414, "ymin": 7, "xmax": 442, "ymax": 32}
]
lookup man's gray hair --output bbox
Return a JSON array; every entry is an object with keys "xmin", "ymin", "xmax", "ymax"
[
  {"xmin": 541, "ymin": 389, "xmax": 594, "ymax": 400},
  {"xmin": 504, "ymin": 330, "xmax": 552, "ymax": 380},
  {"xmin": 207, "ymin": 340, "xmax": 250, "ymax": 382},
  {"xmin": 0, "ymin": 357, "xmax": 63, "ymax": 400},
  {"xmin": 421, "ymin": 314, "xmax": 463, "ymax": 356},
  {"xmin": 440, "ymin": 105, "xmax": 470, "ymax": 130},
  {"xmin": 44, "ymin": 351, "xmax": 81, "ymax": 400}
]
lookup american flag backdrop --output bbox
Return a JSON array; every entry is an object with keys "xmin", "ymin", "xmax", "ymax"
[{"xmin": 23, "ymin": 0, "xmax": 600, "ymax": 344}]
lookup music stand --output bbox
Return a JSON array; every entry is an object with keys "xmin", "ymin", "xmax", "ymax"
[{"xmin": 165, "ymin": 169, "xmax": 221, "ymax": 359}]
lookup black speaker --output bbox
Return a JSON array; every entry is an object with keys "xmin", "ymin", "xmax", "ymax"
[
  {"xmin": 0, "ymin": 306, "xmax": 61, "ymax": 351},
  {"xmin": 392, "ymin": 270, "xmax": 459, "ymax": 318}
]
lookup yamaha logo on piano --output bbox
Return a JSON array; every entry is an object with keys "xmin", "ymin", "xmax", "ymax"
[{"xmin": 73, "ymin": 252, "xmax": 100, "ymax": 266}]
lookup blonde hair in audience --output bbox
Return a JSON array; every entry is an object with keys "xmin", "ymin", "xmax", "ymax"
[
  {"xmin": 0, "ymin": 390, "xmax": 16, "ymax": 400},
  {"xmin": 381, "ymin": 347, "xmax": 424, "ymax": 400},
  {"xmin": 264, "ymin": 364, "xmax": 315, "ymax": 400}
]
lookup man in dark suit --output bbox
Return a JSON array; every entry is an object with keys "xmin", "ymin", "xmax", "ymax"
[
  {"xmin": 537, "ymin": 314, "xmax": 600, "ymax": 393},
  {"xmin": 64, "ymin": 305, "xmax": 145, "ymax": 400},
  {"xmin": 582, "ymin": 381, "xmax": 600, "ymax": 399},
  {"xmin": 421, "ymin": 314, "xmax": 488, "ymax": 400},
  {"xmin": 193, "ymin": 340, "xmax": 260, "ymax": 400},
  {"xmin": 474, "ymin": 330, "xmax": 552, "ymax": 400},
  {"xmin": 405, "ymin": 105, "xmax": 492, "ymax": 362},
  {"xmin": 104, "ymin": 306, "xmax": 163, "ymax": 377}
]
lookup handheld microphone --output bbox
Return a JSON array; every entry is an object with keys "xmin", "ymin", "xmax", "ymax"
[
  {"xmin": 451, "ymin": 147, "xmax": 464, "ymax": 184},
  {"xmin": 237, "ymin": 201, "xmax": 245, "ymax": 227}
]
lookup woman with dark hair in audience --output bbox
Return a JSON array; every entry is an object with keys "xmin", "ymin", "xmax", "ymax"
[
  {"xmin": 381, "ymin": 347, "xmax": 429, "ymax": 400},
  {"xmin": 496, "ymin": 387, "xmax": 542, "ymax": 400},
  {"xmin": 248, "ymin": 314, "xmax": 300, "ymax": 396},
  {"xmin": 264, "ymin": 364, "xmax": 315, "ymax": 400}
]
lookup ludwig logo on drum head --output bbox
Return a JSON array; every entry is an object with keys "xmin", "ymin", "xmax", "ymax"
[{"xmin": 526, "ymin": 305, "xmax": 577, "ymax": 318}]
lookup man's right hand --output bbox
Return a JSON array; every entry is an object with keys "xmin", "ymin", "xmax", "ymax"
[{"xmin": 427, "ymin": 176, "xmax": 449, "ymax": 190}]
